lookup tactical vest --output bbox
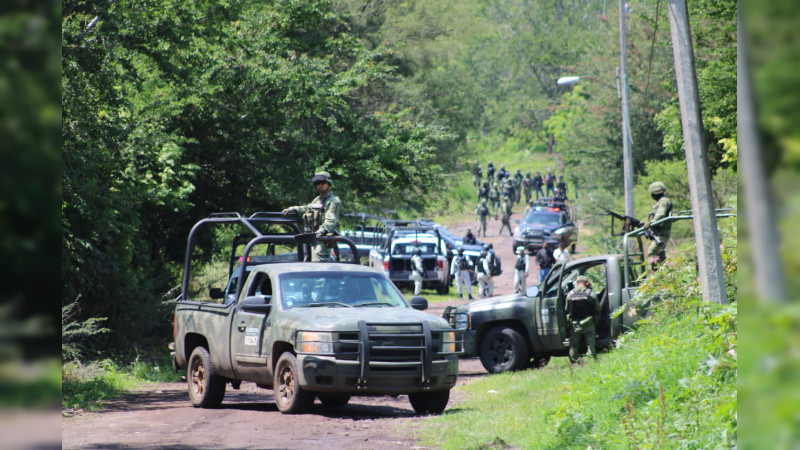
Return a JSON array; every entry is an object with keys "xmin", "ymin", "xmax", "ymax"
[
  {"xmin": 568, "ymin": 291, "xmax": 594, "ymax": 321},
  {"xmin": 515, "ymin": 255, "xmax": 526, "ymax": 270},
  {"xmin": 303, "ymin": 202, "xmax": 325, "ymax": 231},
  {"xmin": 456, "ymin": 255, "xmax": 469, "ymax": 271}
]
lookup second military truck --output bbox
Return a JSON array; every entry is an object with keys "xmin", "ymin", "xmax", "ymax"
[{"xmin": 171, "ymin": 213, "xmax": 462, "ymax": 414}]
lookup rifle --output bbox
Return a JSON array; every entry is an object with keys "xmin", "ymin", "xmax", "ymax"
[{"xmin": 594, "ymin": 203, "xmax": 661, "ymax": 245}]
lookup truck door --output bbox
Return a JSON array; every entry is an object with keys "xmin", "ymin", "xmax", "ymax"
[
  {"xmin": 552, "ymin": 261, "xmax": 610, "ymax": 345},
  {"xmin": 230, "ymin": 271, "xmax": 273, "ymax": 384},
  {"xmin": 535, "ymin": 263, "xmax": 566, "ymax": 349}
]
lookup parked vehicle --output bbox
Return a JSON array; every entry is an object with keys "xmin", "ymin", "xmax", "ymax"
[
  {"xmin": 171, "ymin": 212, "xmax": 462, "ymax": 414},
  {"xmin": 513, "ymin": 199, "xmax": 578, "ymax": 252}
]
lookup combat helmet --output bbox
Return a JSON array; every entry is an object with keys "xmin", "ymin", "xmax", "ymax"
[
  {"xmin": 575, "ymin": 275, "xmax": 592, "ymax": 286},
  {"xmin": 648, "ymin": 181, "xmax": 667, "ymax": 195},
  {"xmin": 457, "ymin": 247, "xmax": 464, "ymax": 255},
  {"xmin": 312, "ymin": 171, "xmax": 333, "ymax": 186}
]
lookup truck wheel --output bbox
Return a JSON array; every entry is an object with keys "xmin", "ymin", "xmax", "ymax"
[
  {"xmin": 409, "ymin": 390, "xmax": 450, "ymax": 415},
  {"xmin": 318, "ymin": 393, "xmax": 351, "ymax": 407},
  {"xmin": 479, "ymin": 326, "xmax": 530, "ymax": 374},
  {"xmin": 528, "ymin": 355, "xmax": 551, "ymax": 369},
  {"xmin": 187, "ymin": 346, "xmax": 226, "ymax": 408},
  {"xmin": 436, "ymin": 283, "xmax": 450, "ymax": 295},
  {"xmin": 274, "ymin": 352, "xmax": 314, "ymax": 414}
]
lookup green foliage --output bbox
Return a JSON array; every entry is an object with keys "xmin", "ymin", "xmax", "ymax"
[
  {"xmin": 655, "ymin": 0, "xmax": 737, "ymax": 171},
  {"xmin": 61, "ymin": 299, "xmax": 109, "ymax": 361},
  {"xmin": 62, "ymin": 357, "xmax": 181, "ymax": 412}
]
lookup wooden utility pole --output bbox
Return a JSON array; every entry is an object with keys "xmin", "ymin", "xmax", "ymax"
[
  {"xmin": 619, "ymin": 0, "xmax": 635, "ymax": 218},
  {"xmin": 666, "ymin": 0, "xmax": 727, "ymax": 304}
]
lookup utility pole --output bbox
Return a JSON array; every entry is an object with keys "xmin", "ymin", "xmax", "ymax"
[
  {"xmin": 737, "ymin": 7, "xmax": 786, "ymax": 301},
  {"xmin": 666, "ymin": 0, "xmax": 727, "ymax": 304},
  {"xmin": 619, "ymin": 0, "xmax": 635, "ymax": 218}
]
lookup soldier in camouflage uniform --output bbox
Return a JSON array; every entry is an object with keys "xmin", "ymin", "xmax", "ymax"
[
  {"xmin": 643, "ymin": 181, "xmax": 673, "ymax": 268},
  {"xmin": 523, "ymin": 172, "xmax": 534, "ymax": 204},
  {"xmin": 282, "ymin": 171, "xmax": 342, "ymax": 261},
  {"xmin": 472, "ymin": 160, "xmax": 483, "ymax": 188},
  {"xmin": 475, "ymin": 200, "xmax": 490, "ymax": 237},
  {"xmin": 477, "ymin": 181, "xmax": 490, "ymax": 203},
  {"xmin": 489, "ymin": 183, "xmax": 501, "ymax": 219},
  {"xmin": 566, "ymin": 276, "xmax": 600, "ymax": 363},
  {"xmin": 512, "ymin": 169, "xmax": 524, "ymax": 204},
  {"xmin": 498, "ymin": 196, "xmax": 513, "ymax": 237}
]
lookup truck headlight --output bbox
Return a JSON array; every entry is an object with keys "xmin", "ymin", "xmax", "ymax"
[
  {"xmin": 454, "ymin": 313, "xmax": 470, "ymax": 330},
  {"xmin": 296, "ymin": 331, "xmax": 334, "ymax": 354},
  {"xmin": 441, "ymin": 331, "xmax": 457, "ymax": 353}
]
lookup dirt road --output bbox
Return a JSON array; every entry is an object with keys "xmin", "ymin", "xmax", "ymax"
[{"xmin": 62, "ymin": 212, "xmax": 538, "ymax": 449}]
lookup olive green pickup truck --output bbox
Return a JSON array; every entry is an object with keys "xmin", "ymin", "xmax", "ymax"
[{"xmin": 171, "ymin": 213, "xmax": 462, "ymax": 414}]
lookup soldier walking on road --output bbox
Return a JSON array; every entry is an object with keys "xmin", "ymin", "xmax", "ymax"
[
  {"xmin": 410, "ymin": 248, "xmax": 424, "ymax": 295},
  {"xmin": 489, "ymin": 184, "xmax": 501, "ymax": 219},
  {"xmin": 475, "ymin": 201, "xmax": 490, "ymax": 237},
  {"xmin": 477, "ymin": 181, "xmax": 490, "ymax": 203},
  {"xmin": 535, "ymin": 241, "xmax": 555, "ymax": 281},
  {"xmin": 282, "ymin": 171, "xmax": 341, "ymax": 261},
  {"xmin": 545, "ymin": 168, "xmax": 556, "ymax": 197},
  {"xmin": 533, "ymin": 171, "xmax": 544, "ymax": 201},
  {"xmin": 476, "ymin": 249, "xmax": 495, "ymax": 297},
  {"xmin": 523, "ymin": 172, "xmax": 534, "ymax": 204},
  {"xmin": 472, "ymin": 160, "xmax": 483, "ymax": 188},
  {"xmin": 513, "ymin": 169, "xmax": 524, "ymax": 204},
  {"xmin": 566, "ymin": 276, "xmax": 600, "ymax": 364},
  {"xmin": 643, "ymin": 181, "xmax": 674, "ymax": 269},
  {"xmin": 498, "ymin": 198, "xmax": 513, "ymax": 237},
  {"xmin": 450, "ymin": 247, "xmax": 474, "ymax": 300},
  {"xmin": 486, "ymin": 162, "xmax": 496, "ymax": 187},
  {"xmin": 513, "ymin": 246, "xmax": 530, "ymax": 294}
]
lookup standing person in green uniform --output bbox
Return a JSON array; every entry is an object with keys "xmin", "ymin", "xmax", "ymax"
[
  {"xmin": 282, "ymin": 171, "xmax": 342, "ymax": 261},
  {"xmin": 643, "ymin": 181, "xmax": 673, "ymax": 269},
  {"xmin": 566, "ymin": 276, "xmax": 600, "ymax": 364}
]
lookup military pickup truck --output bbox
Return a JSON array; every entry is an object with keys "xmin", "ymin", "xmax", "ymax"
[
  {"xmin": 443, "ymin": 210, "xmax": 735, "ymax": 373},
  {"xmin": 171, "ymin": 213, "xmax": 462, "ymax": 414},
  {"xmin": 369, "ymin": 221, "xmax": 451, "ymax": 294}
]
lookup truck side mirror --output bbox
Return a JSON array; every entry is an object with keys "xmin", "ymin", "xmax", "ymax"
[
  {"xmin": 409, "ymin": 296, "xmax": 428, "ymax": 311},
  {"xmin": 525, "ymin": 285, "xmax": 540, "ymax": 297},
  {"xmin": 209, "ymin": 287, "xmax": 224, "ymax": 299},
  {"xmin": 239, "ymin": 295, "xmax": 272, "ymax": 314}
]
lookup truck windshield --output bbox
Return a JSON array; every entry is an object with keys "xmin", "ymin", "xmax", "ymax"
[
  {"xmin": 522, "ymin": 212, "xmax": 562, "ymax": 227},
  {"xmin": 279, "ymin": 272, "xmax": 408, "ymax": 309}
]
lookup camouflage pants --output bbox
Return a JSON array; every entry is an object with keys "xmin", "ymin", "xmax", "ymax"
[
  {"xmin": 312, "ymin": 242, "xmax": 332, "ymax": 262},
  {"xmin": 478, "ymin": 215, "xmax": 488, "ymax": 237},
  {"xmin": 569, "ymin": 320, "xmax": 597, "ymax": 363},
  {"xmin": 647, "ymin": 237, "xmax": 668, "ymax": 268}
]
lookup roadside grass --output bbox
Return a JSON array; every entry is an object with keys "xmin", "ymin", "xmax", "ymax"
[
  {"xmin": 62, "ymin": 356, "xmax": 181, "ymax": 413},
  {"xmin": 418, "ymin": 235, "xmax": 737, "ymax": 448}
]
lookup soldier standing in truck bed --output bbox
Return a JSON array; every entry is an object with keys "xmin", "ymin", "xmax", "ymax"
[
  {"xmin": 282, "ymin": 171, "xmax": 342, "ymax": 261},
  {"xmin": 643, "ymin": 181, "xmax": 674, "ymax": 269}
]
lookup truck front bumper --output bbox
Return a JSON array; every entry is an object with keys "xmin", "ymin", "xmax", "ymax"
[{"xmin": 297, "ymin": 354, "xmax": 459, "ymax": 394}]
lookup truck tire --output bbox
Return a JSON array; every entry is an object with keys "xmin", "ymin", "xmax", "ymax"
[
  {"xmin": 479, "ymin": 326, "xmax": 530, "ymax": 374},
  {"xmin": 187, "ymin": 346, "xmax": 226, "ymax": 408},
  {"xmin": 318, "ymin": 393, "xmax": 351, "ymax": 407},
  {"xmin": 274, "ymin": 352, "xmax": 314, "ymax": 414},
  {"xmin": 409, "ymin": 390, "xmax": 450, "ymax": 415},
  {"xmin": 436, "ymin": 283, "xmax": 450, "ymax": 295}
]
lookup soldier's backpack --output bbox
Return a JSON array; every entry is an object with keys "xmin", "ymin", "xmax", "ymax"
[
  {"xmin": 489, "ymin": 253, "xmax": 502, "ymax": 276},
  {"xmin": 567, "ymin": 291, "xmax": 593, "ymax": 321},
  {"xmin": 478, "ymin": 203, "xmax": 489, "ymax": 216}
]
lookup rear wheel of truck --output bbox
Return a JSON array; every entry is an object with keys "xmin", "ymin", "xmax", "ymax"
[
  {"xmin": 274, "ymin": 352, "xmax": 314, "ymax": 414},
  {"xmin": 187, "ymin": 346, "xmax": 226, "ymax": 408},
  {"xmin": 318, "ymin": 393, "xmax": 351, "ymax": 408},
  {"xmin": 409, "ymin": 390, "xmax": 450, "ymax": 415},
  {"xmin": 479, "ymin": 326, "xmax": 530, "ymax": 373}
]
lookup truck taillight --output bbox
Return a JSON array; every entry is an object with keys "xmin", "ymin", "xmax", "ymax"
[
  {"xmin": 438, "ymin": 259, "xmax": 444, "ymax": 270},
  {"xmin": 383, "ymin": 260, "xmax": 389, "ymax": 271}
]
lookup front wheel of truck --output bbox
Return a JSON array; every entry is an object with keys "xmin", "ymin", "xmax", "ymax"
[
  {"xmin": 274, "ymin": 352, "xmax": 314, "ymax": 414},
  {"xmin": 479, "ymin": 326, "xmax": 530, "ymax": 373},
  {"xmin": 187, "ymin": 346, "xmax": 226, "ymax": 408},
  {"xmin": 409, "ymin": 390, "xmax": 450, "ymax": 415}
]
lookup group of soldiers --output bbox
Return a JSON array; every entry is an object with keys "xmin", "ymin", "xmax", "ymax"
[
  {"xmin": 472, "ymin": 161, "xmax": 573, "ymax": 238},
  {"xmin": 281, "ymin": 170, "xmax": 673, "ymax": 366}
]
